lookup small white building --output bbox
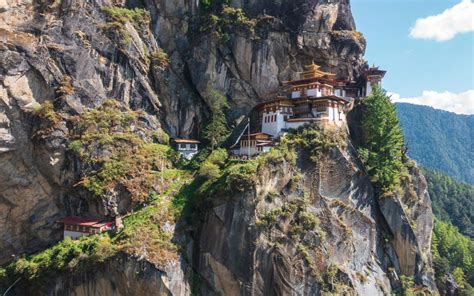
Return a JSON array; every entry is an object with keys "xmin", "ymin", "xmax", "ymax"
[
  {"xmin": 230, "ymin": 132, "xmax": 273, "ymax": 158},
  {"xmin": 57, "ymin": 216, "xmax": 114, "ymax": 240},
  {"xmin": 173, "ymin": 139, "xmax": 200, "ymax": 160},
  {"xmin": 364, "ymin": 66, "xmax": 386, "ymax": 97}
]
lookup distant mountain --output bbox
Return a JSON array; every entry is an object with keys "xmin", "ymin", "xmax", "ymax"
[{"xmin": 396, "ymin": 103, "xmax": 474, "ymax": 184}]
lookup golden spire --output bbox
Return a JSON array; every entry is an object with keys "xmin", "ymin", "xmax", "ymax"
[{"xmin": 300, "ymin": 61, "xmax": 335, "ymax": 79}]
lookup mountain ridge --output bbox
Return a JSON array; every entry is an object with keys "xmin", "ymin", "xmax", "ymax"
[{"xmin": 396, "ymin": 102, "xmax": 474, "ymax": 184}]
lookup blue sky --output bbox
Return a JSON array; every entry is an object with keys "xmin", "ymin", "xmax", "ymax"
[{"xmin": 351, "ymin": 0, "xmax": 474, "ymax": 114}]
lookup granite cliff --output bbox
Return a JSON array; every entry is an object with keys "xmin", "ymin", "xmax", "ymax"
[{"xmin": 0, "ymin": 0, "xmax": 437, "ymax": 295}]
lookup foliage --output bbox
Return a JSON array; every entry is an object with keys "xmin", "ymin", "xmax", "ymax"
[
  {"xmin": 283, "ymin": 123, "xmax": 347, "ymax": 163},
  {"xmin": 224, "ymin": 161, "xmax": 258, "ymax": 192},
  {"xmin": 33, "ymin": 101, "xmax": 60, "ymax": 125},
  {"xmin": 432, "ymin": 219, "xmax": 474, "ymax": 291},
  {"xmin": 396, "ymin": 103, "xmax": 474, "ymax": 184},
  {"xmin": 358, "ymin": 86, "xmax": 405, "ymax": 194},
  {"xmin": 399, "ymin": 275, "xmax": 415, "ymax": 296},
  {"xmin": 101, "ymin": 7, "xmax": 150, "ymax": 48},
  {"xmin": 102, "ymin": 6, "xmax": 150, "ymax": 28},
  {"xmin": 198, "ymin": 148, "xmax": 228, "ymax": 179},
  {"xmin": 424, "ymin": 168, "xmax": 474, "ymax": 238},
  {"xmin": 201, "ymin": 90, "xmax": 230, "ymax": 150},
  {"xmin": 151, "ymin": 49, "xmax": 170, "ymax": 70},
  {"xmin": 69, "ymin": 100, "xmax": 177, "ymax": 201},
  {"xmin": 56, "ymin": 75, "xmax": 74, "ymax": 96},
  {"xmin": 0, "ymin": 235, "xmax": 117, "ymax": 288},
  {"xmin": 199, "ymin": 5, "xmax": 256, "ymax": 43},
  {"xmin": 259, "ymin": 196, "xmax": 324, "ymax": 247}
]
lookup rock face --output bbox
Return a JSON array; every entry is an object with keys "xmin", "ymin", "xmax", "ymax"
[
  {"xmin": 194, "ymin": 134, "xmax": 436, "ymax": 295},
  {"xmin": 0, "ymin": 0, "xmax": 365, "ymax": 264},
  {"xmin": 0, "ymin": 0, "xmax": 437, "ymax": 295}
]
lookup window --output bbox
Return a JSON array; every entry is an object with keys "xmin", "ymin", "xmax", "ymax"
[{"xmin": 190, "ymin": 144, "xmax": 197, "ymax": 149}]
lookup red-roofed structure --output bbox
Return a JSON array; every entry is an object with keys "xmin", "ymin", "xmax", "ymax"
[{"xmin": 57, "ymin": 216, "xmax": 114, "ymax": 239}]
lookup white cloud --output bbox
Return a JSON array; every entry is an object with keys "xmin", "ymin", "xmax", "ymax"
[
  {"xmin": 410, "ymin": 0, "xmax": 474, "ymax": 41},
  {"xmin": 389, "ymin": 90, "xmax": 474, "ymax": 115}
]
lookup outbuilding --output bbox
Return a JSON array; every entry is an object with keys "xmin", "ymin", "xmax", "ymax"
[
  {"xmin": 57, "ymin": 216, "xmax": 114, "ymax": 240},
  {"xmin": 172, "ymin": 139, "xmax": 200, "ymax": 160}
]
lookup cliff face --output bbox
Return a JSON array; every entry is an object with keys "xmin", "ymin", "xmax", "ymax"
[
  {"xmin": 0, "ymin": 0, "xmax": 437, "ymax": 295},
  {"xmin": 0, "ymin": 0, "xmax": 365, "ymax": 264},
  {"xmin": 193, "ymin": 131, "xmax": 436, "ymax": 295}
]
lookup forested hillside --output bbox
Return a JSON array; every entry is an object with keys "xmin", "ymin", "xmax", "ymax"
[
  {"xmin": 424, "ymin": 169, "xmax": 474, "ymax": 238},
  {"xmin": 396, "ymin": 103, "xmax": 473, "ymax": 184},
  {"xmin": 422, "ymin": 168, "xmax": 474, "ymax": 294}
]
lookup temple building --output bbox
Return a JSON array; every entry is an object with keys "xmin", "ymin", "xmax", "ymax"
[
  {"xmin": 257, "ymin": 62, "xmax": 351, "ymax": 138},
  {"xmin": 363, "ymin": 66, "xmax": 386, "ymax": 97},
  {"xmin": 57, "ymin": 216, "xmax": 114, "ymax": 240},
  {"xmin": 231, "ymin": 62, "xmax": 385, "ymax": 157},
  {"xmin": 230, "ymin": 132, "xmax": 273, "ymax": 158},
  {"xmin": 172, "ymin": 139, "xmax": 200, "ymax": 160}
]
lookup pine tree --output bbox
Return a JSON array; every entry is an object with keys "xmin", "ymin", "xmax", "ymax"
[
  {"xmin": 358, "ymin": 86, "xmax": 405, "ymax": 194},
  {"xmin": 202, "ymin": 90, "xmax": 230, "ymax": 150}
]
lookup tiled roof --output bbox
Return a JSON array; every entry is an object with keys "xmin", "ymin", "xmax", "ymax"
[{"xmin": 57, "ymin": 216, "xmax": 113, "ymax": 228}]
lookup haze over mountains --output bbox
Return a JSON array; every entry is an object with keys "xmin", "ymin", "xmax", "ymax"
[{"xmin": 396, "ymin": 103, "xmax": 474, "ymax": 185}]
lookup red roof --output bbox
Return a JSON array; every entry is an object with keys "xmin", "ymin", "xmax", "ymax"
[{"xmin": 57, "ymin": 216, "xmax": 113, "ymax": 228}]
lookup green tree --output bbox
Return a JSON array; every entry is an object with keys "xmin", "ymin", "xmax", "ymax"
[
  {"xmin": 423, "ymin": 168, "xmax": 474, "ymax": 238},
  {"xmin": 358, "ymin": 86, "xmax": 405, "ymax": 194},
  {"xmin": 432, "ymin": 219, "xmax": 474, "ymax": 291},
  {"xmin": 202, "ymin": 90, "xmax": 230, "ymax": 150}
]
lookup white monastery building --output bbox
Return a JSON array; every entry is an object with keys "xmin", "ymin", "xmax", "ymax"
[{"xmin": 231, "ymin": 62, "xmax": 386, "ymax": 158}]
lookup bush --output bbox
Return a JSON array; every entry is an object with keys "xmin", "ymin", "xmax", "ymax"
[
  {"xmin": 151, "ymin": 49, "xmax": 170, "ymax": 70},
  {"xmin": 101, "ymin": 7, "xmax": 150, "ymax": 48},
  {"xmin": 33, "ymin": 101, "xmax": 60, "ymax": 126},
  {"xmin": 224, "ymin": 161, "xmax": 257, "ymax": 192},
  {"xmin": 199, "ymin": 162, "xmax": 221, "ymax": 179}
]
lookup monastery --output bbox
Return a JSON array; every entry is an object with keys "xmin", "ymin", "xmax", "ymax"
[{"xmin": 231, "ymin": 62, "xmax": 386, "ymax": 158}]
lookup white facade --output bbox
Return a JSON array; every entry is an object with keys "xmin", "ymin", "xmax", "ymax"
[
  {"xmin": 291, "ymin": 90, "xmax": 301, "ymax": 99},
  {"xmin": 64, "ymin": 230, "xmax": 87, "ymax": 240},
  {"xmin": 177, "ymin": 143, "xmax": 199, "ymax": 160},
  {"xmin": 261, "ymin": 100, "xmax": 346, "ymax": 137},
  {"xmin": 234, "ymin": 141, "xmax": 272, "ymax": 158}
]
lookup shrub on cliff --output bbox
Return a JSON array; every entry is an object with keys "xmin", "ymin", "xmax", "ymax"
[{"xmin": 357, "ymin": 87, "xmax": 405, "ymax": 194}]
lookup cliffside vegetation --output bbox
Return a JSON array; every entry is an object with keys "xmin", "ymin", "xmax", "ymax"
[
  {"xmin": 0, "ymin": 235, "xmax": 117, "ymax": 291},
  {"xmin": 0, "ymin": 166, "xmax": 193, "ymax": 292},
  {"xmin": 357, "ymin": 87, "xmax": 406, "ymax": 195},
  {"xmin": 69, "ymin": 100, "xmax": 179, "ymax": 201},
  {"xmin": 396, "ymin": 103, "xmax": 473, "ymax": 185}
]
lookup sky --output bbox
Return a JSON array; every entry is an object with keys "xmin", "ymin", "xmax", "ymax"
[{"xmin": 351, "ymin": 0, "xmax": 474, "ymax": 114}]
